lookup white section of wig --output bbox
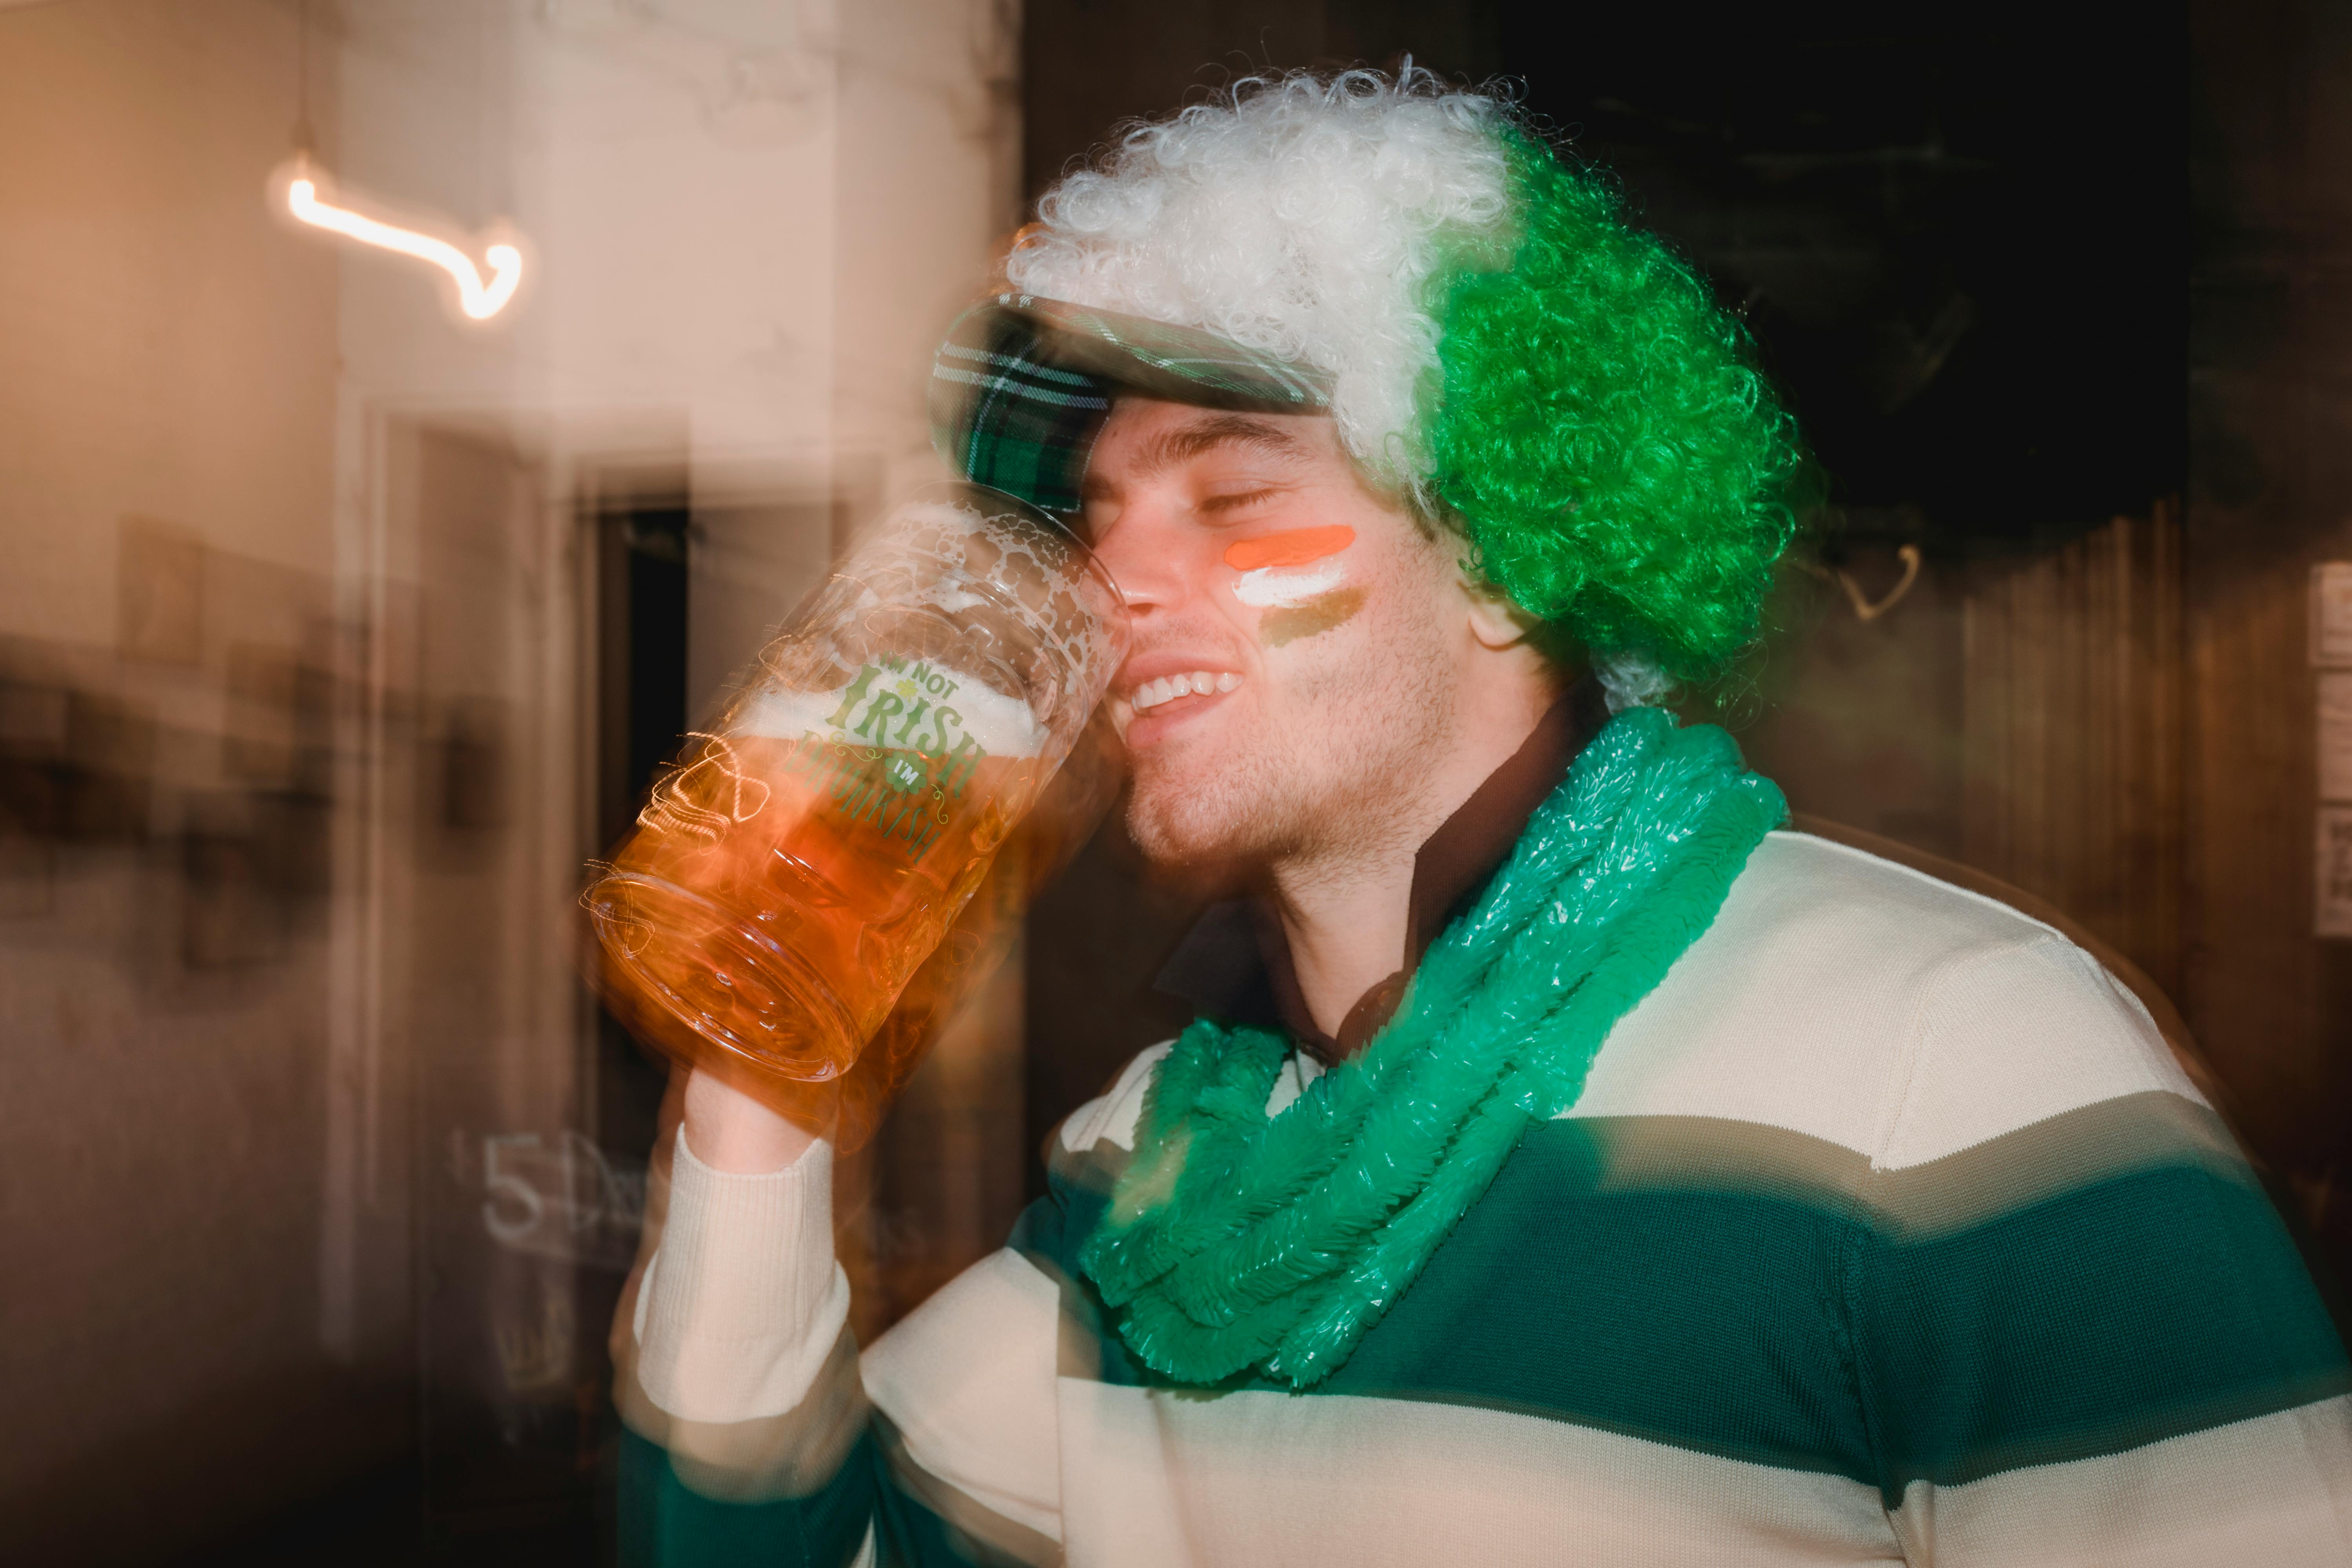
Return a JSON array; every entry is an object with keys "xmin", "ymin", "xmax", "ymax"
[
  {"xmin": 1596, "ymin": 652, "xmax": 1674, "ymax": 713},
  {"xmin": 1005, "ymin": 68, "xmax": 1515, "ymax": 492}
]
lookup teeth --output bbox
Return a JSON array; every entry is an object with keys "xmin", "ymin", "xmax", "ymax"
[{"xmin": 1130, "ymin": 670, "xmax": 1240, "ymax": 712}]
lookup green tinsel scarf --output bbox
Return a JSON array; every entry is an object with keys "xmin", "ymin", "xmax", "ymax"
[{"xmin": 1079, "ymin": 706, "xmax": 1788, "ymax": 1388}]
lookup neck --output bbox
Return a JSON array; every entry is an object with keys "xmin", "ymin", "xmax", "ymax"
[
  {"xmin": 1266, "ymin": 838, "xmax": 1419, "ymax": 1044},
  {"xmin": 1267, "ymin": 673, "xmax": 1557, "ymax": 1043}
]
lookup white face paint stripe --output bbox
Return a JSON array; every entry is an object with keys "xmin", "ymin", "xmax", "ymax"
[{"xmin": 1232, "ymin": 558, "xmax": 1347, "ymax": 608}]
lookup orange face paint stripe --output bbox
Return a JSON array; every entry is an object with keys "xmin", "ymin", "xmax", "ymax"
[{"xmin": 1222, "ymin": 525, "xmax": 1356, "ymax": 573}]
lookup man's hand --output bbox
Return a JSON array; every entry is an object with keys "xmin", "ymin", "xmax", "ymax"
[{"xmin": 681, "ymin": 1067, "xmax": 820, "ymax": 1173}]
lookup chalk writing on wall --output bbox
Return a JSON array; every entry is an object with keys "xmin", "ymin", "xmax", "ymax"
[{"xmin": 452, "ymin": 1129, "xmax": 648, "ymax": 1272}]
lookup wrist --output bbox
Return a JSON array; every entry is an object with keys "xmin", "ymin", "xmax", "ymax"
[{"xmin": 681, "ymin": 1067, "xmax": 820, "ymax": 1174}]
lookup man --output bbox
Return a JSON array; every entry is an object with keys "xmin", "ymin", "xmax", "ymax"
[{"xmin": 618, "ymin": 70, "xmax": 2352, "ymax": 1564}]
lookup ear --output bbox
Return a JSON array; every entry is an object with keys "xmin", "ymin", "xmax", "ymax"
[{"xmin": 1460, "ymin": 571, "xmax": 1541, "ymax": 651}]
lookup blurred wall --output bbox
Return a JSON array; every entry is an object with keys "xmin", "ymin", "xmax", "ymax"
[
  {"xmin": 0, "ymin": 0, "xmax": 1023, "ymax": 1556},
  {"xmin": 0, "ymin": 2, "xmax": 377, "ymax": 1558}
]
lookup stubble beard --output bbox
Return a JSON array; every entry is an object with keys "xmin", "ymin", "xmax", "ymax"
[{"xmin": 1124, "ymin": 617, "xmax": 1457, "ymax": 882}]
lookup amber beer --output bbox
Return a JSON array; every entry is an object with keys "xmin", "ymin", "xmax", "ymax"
[
  {"xmin": 584, "ymin": 485, "xmax": 1126, "ymax": 1088},
  {"xmin": 595, "ymin": 711, "xmax": 1045, "ymax": 1076}
]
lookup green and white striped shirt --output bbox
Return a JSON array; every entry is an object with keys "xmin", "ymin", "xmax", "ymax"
[{"xmin": 619, "ymin": 831, "xmax": 2352, "ymax": 1565}]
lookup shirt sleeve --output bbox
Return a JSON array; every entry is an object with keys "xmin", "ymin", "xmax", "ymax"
[
  {"xmin": 615, "ymin": 1128, "xmax": 1074, "ymax": 1567},
  {"xmin": 616, "ymin": 1131, "xmax": 878, "ymax": 1565},
  {"xmin": 1848, "ymin": 936, "xmax": 2352, "ymax": 1564},
  {"xmin": 633, "ymin": 1129, "xmax": 852, "ymax": 1426}
]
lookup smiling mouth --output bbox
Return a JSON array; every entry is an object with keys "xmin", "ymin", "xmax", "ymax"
[{"xmin": 1128, "ymin": 669, "xmax": 1241, "ymax": 712}]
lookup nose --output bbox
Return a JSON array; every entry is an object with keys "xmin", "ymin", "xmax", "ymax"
[{"xmin": 1087, "ymin": 495, "xmax": 1189, "ymax": 617}]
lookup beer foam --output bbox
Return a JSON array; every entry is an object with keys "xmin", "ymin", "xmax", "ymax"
[
  {"xmin": 735, "ymin": 672, "xmax": 1048, "ymax": 758},
  {"xmin": 920, "ymin": 678, "xmax": 1047, "ymax": 757},
  {"xmin": 890, "ymin": 497, "xmax": 1122, "ymax": 703},
  {"xmin": 733, "ymin": 687, "xmax": 845, "ymax": 739}
]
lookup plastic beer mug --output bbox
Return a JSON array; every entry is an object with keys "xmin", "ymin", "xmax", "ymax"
[{"xmin": 583, "ymin": 484, "xmax": 1128, "ymax": 1083}]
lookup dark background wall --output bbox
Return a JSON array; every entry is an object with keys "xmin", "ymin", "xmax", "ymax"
[
  {"xmin": 1025, "ymin": 0, "xmax": 2181, "ymax": 535},
  {"xmin": 1018, "ymin": 0, "xmax": 2350, "ymax": 1311},
  {"xmin": 2189, "ymin": 0, "xmax": 2352, "ymax": 1249}
]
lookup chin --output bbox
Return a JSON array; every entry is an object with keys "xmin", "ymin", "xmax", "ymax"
[{"xmin": 1123, "ymin": 747, "xmax": 1282, "ymax": 874}]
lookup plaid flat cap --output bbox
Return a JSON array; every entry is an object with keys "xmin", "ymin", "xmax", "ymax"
[{"xmin": 928, "ymin": 294, "xmax": 1334, "ymax": 515}]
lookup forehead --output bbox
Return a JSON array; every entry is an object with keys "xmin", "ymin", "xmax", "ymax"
[{"xmin": 1085, "ymin": 398, "xmax": 1341, "ymax": 486}]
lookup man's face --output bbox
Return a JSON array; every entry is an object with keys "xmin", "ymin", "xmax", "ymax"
[{"xmin": 1081, "ymin": 397, "xmax": 1471, "ymax": 873}]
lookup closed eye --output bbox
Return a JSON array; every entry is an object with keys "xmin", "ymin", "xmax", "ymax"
[{"xmin": 1198, "ymin": 487, "xmax": 1283, "ymax": 518}]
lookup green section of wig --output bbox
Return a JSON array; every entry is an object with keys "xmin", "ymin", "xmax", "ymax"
[{"xmin": 1429, "ymin": 131, "xmax": 1801, "ymax": 681}]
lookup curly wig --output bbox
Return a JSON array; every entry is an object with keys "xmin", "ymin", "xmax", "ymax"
[{"xmin": 1006, "ymin": 68, "xmax": 1799, "ymax": 682}]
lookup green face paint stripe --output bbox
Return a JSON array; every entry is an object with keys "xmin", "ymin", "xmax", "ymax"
[{"xmin": 1261, "ymin": 587, "xmax": 1367, "ymax": 646}]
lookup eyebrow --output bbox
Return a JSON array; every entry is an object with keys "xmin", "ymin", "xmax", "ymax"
[{"xmin": 1085, "ymin": 412, "xmax": 1314, "ymax": 497}]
